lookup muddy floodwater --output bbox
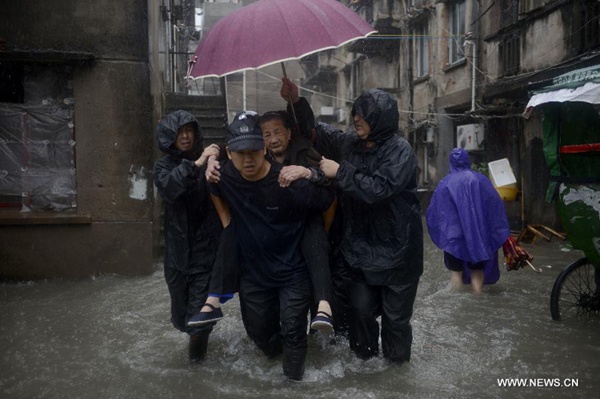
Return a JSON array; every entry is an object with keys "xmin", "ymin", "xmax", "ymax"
[{"xmin": 2, "ymin": 230, "xmax": 599, "ymax": 399}]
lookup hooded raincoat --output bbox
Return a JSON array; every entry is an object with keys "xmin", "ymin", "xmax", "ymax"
[
  {"xmin": 153, "ymin": 111, "xmax": 221, "ymax": 275},
  {"xmin": 426, "ymin": 148, "xmax": 510, "ymax": 284},
  {"xmin": 153, "ymin": 111, "xmax": 221, "ymax": 338},
  {"xmin": 291, "ymin": 89, "xmax": 422, "ymax": 362},
  {"xmin": 295, "ymin": 91, "xmax": 423, "ymax": 285}
]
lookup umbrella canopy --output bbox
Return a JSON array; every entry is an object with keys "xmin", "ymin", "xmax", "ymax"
[{"xmin": 187, "ymin": 0, "xmax": 376, "ymax": 79}]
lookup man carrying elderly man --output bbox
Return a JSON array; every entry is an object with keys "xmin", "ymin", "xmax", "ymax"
[{"xmin": 204, "ymin": 110, "xmax": 334, "ymax": 380}]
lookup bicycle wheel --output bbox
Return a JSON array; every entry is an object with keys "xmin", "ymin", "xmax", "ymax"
[{"xmin": 550, "ymin": 258, "xmax": 600, "ymax": 321}]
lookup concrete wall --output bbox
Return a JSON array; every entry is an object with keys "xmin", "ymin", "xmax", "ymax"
[
  {"xmin": 476, "ymin": 0, "xmax": 570, "ymax": 228},
  {"xmin": 522, "ymin": 12, "xmax": 567, "ymax": 72},
  {"xmin": 0, "ymin": 0, "xmax": 154, "ymax": 279},
  {"xmin": 395, "ymin": 1, "xmax": 480, "ymax": 188}
]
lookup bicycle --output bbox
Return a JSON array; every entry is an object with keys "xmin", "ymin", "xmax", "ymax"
[{"xmin": 550, "ymin": 257, "xmax": 600, "ymax": 321}]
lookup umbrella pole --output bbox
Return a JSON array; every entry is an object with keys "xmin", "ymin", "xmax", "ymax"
[
  {"xmin": 521, "ymin": 172, "xmax": 525, "ymax": 230},
  {"xmin": 281, "ymin": 62, "xmax": 299, "ymax": 127}
]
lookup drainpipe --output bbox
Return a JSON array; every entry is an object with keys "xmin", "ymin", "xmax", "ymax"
[
  {"xmin": 471, "ymin": 38, "xmax": 477, "ymax": 112},
  {"xmin": 464, "ymin": 32, "xmax": 477, "ymax": 112},
  {"xmin": 407, "ymin": 26, "xmax": 415, "ymax": 148},
  {"xmin": 423, "ymin": 147, "xmax": 429, "ymax": 184}
]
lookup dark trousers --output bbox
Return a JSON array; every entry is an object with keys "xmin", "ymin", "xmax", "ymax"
[
  {"xmin": 444, "ymin": 252, "xmax": 485, "ymax": 271},
  {"xmin": 302, "ymin": 213, "xmax": 332, "ymax": 304},
  {"xmin": 164, "ymin": 266, "xmax": 213, "ymax": 339},
  {"xmin": 329, "ymin": 245, "xmax": 351, "ymax": 335},
  {"xmin": 348, "ymin": 275, "xmax": 419, "ymax": 363},
  {"xmin": 209, "ymin": 216, "xmax": 331, "ymax": 310},
  {"xmin": 208, "ymin": 225, "xmax": 240, "ymax": 296},
  {"xmin": 239, "ymin": 276, "xmax": 312, "ymax": 380}
]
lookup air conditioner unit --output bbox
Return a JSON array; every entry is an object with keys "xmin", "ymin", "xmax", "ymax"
[
  {"xmin": 320, "ymin": 106, "xmax": 334, "ymax": 116},
  {"xmin": 456, "ymin": 123, "xmax": 485, "ymax": 151}
]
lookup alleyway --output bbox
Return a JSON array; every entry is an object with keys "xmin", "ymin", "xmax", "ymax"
[{"xmin": 1, "ymin": 224, "xmax": 599, "ymax": 399}]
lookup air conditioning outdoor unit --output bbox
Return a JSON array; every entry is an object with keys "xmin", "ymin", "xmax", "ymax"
[
  {"xmin": 456, "ymin": 123, "xmax": 485, "ymax": 151},
  {"xmin": 320, "ymin": 106, "xmax": 334, "ymax": 116}
]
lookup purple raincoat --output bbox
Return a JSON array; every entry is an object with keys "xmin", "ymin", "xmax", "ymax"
[{"xmin": 426, "ymin": 148, "xmax": 510, "ymax": 284}]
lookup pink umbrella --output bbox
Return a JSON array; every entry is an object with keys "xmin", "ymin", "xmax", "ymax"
[{"xmin": 186, "ymin": 0, "xmax": 376, "ymax": 79}]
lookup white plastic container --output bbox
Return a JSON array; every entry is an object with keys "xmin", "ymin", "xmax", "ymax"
[{"xmin": 488, "ymin": 158, "xmax": 517, "ymax": 187}]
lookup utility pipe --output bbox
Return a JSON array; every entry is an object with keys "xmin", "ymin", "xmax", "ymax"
[{"xmin": 471, "ymin": 38, "xmax": 477, "ymax": 112}]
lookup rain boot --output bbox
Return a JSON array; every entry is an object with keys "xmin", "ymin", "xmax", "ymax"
[
  {"xmin": 282, "ymin": 347, "xmax": 306, "ymax": 381},
  {"xmin": 188, "ymin": 332, "xmax": 209, "ymax": 363}
]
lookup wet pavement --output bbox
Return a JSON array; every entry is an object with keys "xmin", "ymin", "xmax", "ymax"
[{"xmin": 1, "ymin": 224, "xmax": 599, "ymax": 399}]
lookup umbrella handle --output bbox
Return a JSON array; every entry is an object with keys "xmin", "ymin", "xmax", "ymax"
[
  {"xmin": 185, "ymin": 56, "xmax": 198, "ymax": 87},
  {"xmin": 280, "ymin": 62, "xmax": 299, "ymax": 128},
  {"xmin": 526, "ymin": 260, "xmax": 543, "ymax": 273}
]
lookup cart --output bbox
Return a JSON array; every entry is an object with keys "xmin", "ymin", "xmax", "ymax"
[{"xmin": 524, "ymin": 66, "xmax": 600, "ymax": 321}]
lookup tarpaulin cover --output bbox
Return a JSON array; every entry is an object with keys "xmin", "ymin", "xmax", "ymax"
[
  {"xmin": 0, "ymin": 63, "xmax": 75, "ymax": 211},
  {"xmin": 523, "ymin": 82, "xmax": 600, "ymax": 118},
  {"xmin": 426, "ymin": 148, "xmax": 510, "ymax": 284},
  {"xmin": 541, "ymin": 102, "xmax": 600, "ymax": 200},
  {"xmin": 522, "ymin": 65, "xmax": 600, "ymax": 267},
  {"xmin": 0, "ymin": 104, "xmax": 75, "ymax": 211},
  {"xmin": 539, "ymin": 103, "xmax": 600, "ymax": 267}
]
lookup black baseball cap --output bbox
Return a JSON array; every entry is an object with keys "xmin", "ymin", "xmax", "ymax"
[{"xmin": 226, "ymin": 111, "xmax": 264, "ymax": 151}]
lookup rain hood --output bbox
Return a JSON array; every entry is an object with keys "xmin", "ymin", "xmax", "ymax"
[
  {"xmin": 351, "ymin": 89, "xmax": 399, "ymax": 143},
  {"xmin": 156, "ymin": 110, "xmax": 202, "ymax": 160}
]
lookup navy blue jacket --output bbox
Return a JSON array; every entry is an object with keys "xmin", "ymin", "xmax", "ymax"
[{"xmin": 210, "ymin": 161, "xmax": 334, "ymax": 287}]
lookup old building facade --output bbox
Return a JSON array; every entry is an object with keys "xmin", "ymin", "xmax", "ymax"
[
  {"xmin": 0, "ymin": 0, "xmax": 156, "ymax": 279},
  {"xmin": 1, "ymin": 0, "xmax": 597, "ymax": 278},
  {"xmin": 303, "ymin": 0, "xmax": 599, "ymax": 229}
]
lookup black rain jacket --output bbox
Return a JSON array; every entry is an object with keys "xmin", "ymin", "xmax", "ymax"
[
  {"xmin": 267, "ymin": 111, "xmax": 328, "ymax": 185},
  {"xmin": 153, "ymin": 110, "xmax": 221, "ymax": 274},
  {"xmin": 294, "ymin": 91, "xmax": 423, "ymax": 284}
]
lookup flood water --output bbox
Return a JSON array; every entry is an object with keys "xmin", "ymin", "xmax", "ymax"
[{"xmin": 2, "ymin": 225, "xmax": 599, "ymax": 399}]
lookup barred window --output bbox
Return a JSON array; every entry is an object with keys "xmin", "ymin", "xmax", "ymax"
[
  {"xmin": 499, "ymin": 33, "xmax": 521, "ymax": 76},
  {"xmin": 573, "ymin": 0, "xmax": 600, "ymax": 54}
]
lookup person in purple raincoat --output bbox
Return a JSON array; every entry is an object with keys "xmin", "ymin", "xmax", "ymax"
[{"xmin": 426, "ymin": 148, "xmax": 510, "ymax": 294}]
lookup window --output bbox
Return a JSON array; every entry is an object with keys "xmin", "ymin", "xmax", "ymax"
[
  {"xmin": 573, "ymin": 0, "xmax": 600, "ymax": 54},
  {"xmin": 448, "ymin": 0, "xmax": 466, "ymax": 64},
  {"xmin": 414, "ymin": 21, "xmax": 430, "ymax": 78},
  {"xmin": 351, "ymin": 57, "xmax": 364, "ymax": 100},
  {"xmin": 0, "ymin": 63, "xmax": 76, "ymax": 211},
  {"xmin": 501, "ymin": 0, "xmax": 519, "ymax": 28},
  {"xmin": 498, "ymin": 33, "xmax": 520, "ymax": 76}
]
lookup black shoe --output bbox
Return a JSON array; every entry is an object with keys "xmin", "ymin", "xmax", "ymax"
[
  {"xmin": 310, "ymin": 311, "xmax": 334, "ymax": 334},
  {"xmin": 187, "ymin": 303, "xmax": 223, "ymax": 327}
]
